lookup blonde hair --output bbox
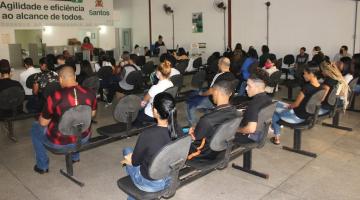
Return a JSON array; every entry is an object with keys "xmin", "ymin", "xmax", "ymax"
[
  {"xmin": 320, "ymin": 61, "xmax": 350, "ymax": 110},
  {"xmin": 157, "ymin": 60, "xmax": 172, "ymax": 78}
]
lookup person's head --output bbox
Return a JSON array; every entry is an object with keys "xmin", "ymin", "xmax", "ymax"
[
  {"xmin": 152, "ymin": 92, "xmax": 178, "ymax": 139},
  {"xmin": 121, "ymin": 51, "xmax": 130, "ymax": 62},
  {"xmin": 247, "ymin": 47, "xmax": 258, "ymax": 59},
  {"xmin": 261, "ymin": 45, "xmax": 270, "ymax": 54},
  {"xmin": 158, "ymin": 35, "xmax": 163, "ymax": 42},
  {"xmin": 340, "ymin": 45, "xmax": 348, "ymax": 55},
  {"xmin": 339, "ymin": 56, "xmax": 352, "ymax": 75},
  {"xmin": 134, "ymin": 44, "xmax": 139, "ymax": 49},
  {"xmin": 58, "ymin": 66, "xmax": 76, "ymax": 87},
  {"xmin": 63, "ymin": 50, "xmax": 71, "ymax": 59},
  {"xmin": 246, "ymin": 68, "xmax": 269, "ymax": 97},
  {"xmin": 129, "ymin": 54, "xmax": 138, "ymax": 65},
  {"xmin": 312, "ymin": 46, "xmax": 321, "ymax": 55},
  {"xmin": 80, "ymin": 60, "xmax": 93, "ymax": 76},
  {"xmin": 83, "ymin": 37, "xmax": 90, "ymax": 44},
  {"xmin": 56, "ymin": 54, "xmax": 66, "ymax": 65},
  {"xmin": 212, "ymin": 80, "xmax": 234, "ymax": 105},
  {"xmin": 39, "ymin": 57, "xmax": 48, "ymax": 71},
  {"xmin": 264, "ymin": 54, "xmax": 276, "ymax": 69},
  {"xmin": 144, "ymin": 46, "xmax": 149, "ymax": 52},
  {"xmin": 303, "ymin": 66, "xmax": 318, "ymax": 82},
  {"xmin": 23, "ymin": 57, "xmax": 33, "ymax": 69},
  {"xmin": 178, "ymin": 47, "xmax": 187, "ymax": 56},
  {"xmin": 300, "ymin": 47, "xmax": 306, "ymax": 54},
  {"xmin": 0, "ymin": 59, "xmax": 11, "ymax": 78},
  {"xmin": 218, "ymin": 57, "xmax": 231, "ymax": 72},
  {"xmin": 156, "ymin": 60, "xmax": 172, "ymax": 80},
  {"xmin": 234, "ymin": 43, "xmax": 243, "ymax": 51}
]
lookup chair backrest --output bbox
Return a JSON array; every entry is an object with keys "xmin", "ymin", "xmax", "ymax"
[
  {"xmin": 192, "ymin": 57, "xmax": 202, "ymax": 69},
  {"xmin": 267, "ymin": 71, "xmax": 282, "ymax": 88},
  {"xmin": 256, "ymin": 102, "xmax": 276, "ymax": 148},
  {"xmin": 148, "ymin": 135, "xmax": 191, "ymax": 180},
  {"xmin": 191, "ymin": 70, "xmax": 206, "ymax": 89},
  {"xmin": 209, "ymin": 117, "xmax": 242, "ymax": 151},
  {"xmin": 97, "ymin": 66, "xmax": 113, "ymax": 80},
  {"xmin": 327, "ymin": 84, "xmax": 339, "ymax": 106},
  {"xmin": 164, "ymin": 86, "xmax": 178, "ymax": 98},
  {"xmin": 26, "ymin": 73, "xmax": 38, "ymax": 89},
  {"xmin": 175, "ymin": 60, "xmax": 189, "ymax": 74},
  {"xmin": 136, "ymin": 56, "xmax": 146, "ymax": 67},
  {"xmin": 142, "ymin": 61, "xmax": 155, "ymax": 75},
  {"xmin": 126, "ymin": 70, "xmax": 144, "ymax": 89},
  {"xmin": 170, "ymin": 74, "xmax": 184, "ymax": 90},
  {"xmin": 82, "ymin": 75, "xmax": 100, "ymax": 92},
  {"xmin": 305, "ymin": 89, "xmax": 326, "ymax": 114},
  {"xmin": 0, "ymin": 86, "xmax": 25, "ymax": 113},
  {"xmin": 284, "ymin": 54, "xmax": 295, "ymax": 65},
  {"xmin": 113, "ymin": 95, "xmax": 142, "ymax": 123},
  {"xmin": 348, "ymin": 77, "xmax": 359, "ymax": 107},
  {"xmin": 58, "ymin": 105, "xmax": 92, "ymax": 137},
  {"xmin": 42, "ymin": 81, "xmax": 61, "ymax": 99},
  {"xmin": 275, "ymin": 58, "xmax": 283, "ymax": 70}
]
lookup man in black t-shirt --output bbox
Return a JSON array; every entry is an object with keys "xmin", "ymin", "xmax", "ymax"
[
  {"xmin": 186, "ymin": 57, "xmax": 236, "ymax": 126},
  {"xmin": 188, "ymin": 81, "xmax": 238, "ymax": 160},
  {"xmin": 235, "ymin": 69, "xmax": 272, "ymax": 144},
  {"xmin": 0, "ymin": 59, "xmax": 24, "ymax": 117}
]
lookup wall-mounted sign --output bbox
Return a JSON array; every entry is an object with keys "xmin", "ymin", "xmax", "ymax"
[
  {"xmin": 0, "ymin": 0, "xmax": 113, "ymax": 26},
  {"xmin": 192, "ymin": 12, "xmax": 203, "ymax": 33}
]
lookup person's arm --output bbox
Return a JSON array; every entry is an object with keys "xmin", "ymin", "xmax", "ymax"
[
  {"xmin": 200, "ymin": 87, "xmax": 213, "ymax": 96},
  {"xmin": 39, "ymin": 116, "xmax": 51, "ymax": 127},
  {"xmin": 321, "ymin": 84, "xmax": 330, "ymax": 102},
  {"xmin": 141, "ymin": 93, "xmax": 151, "ymax": 107},
  {"xmin": 289, "ymin": 91, "xmax": 305, "ymax": 109},
  {"xmin": 130, "ymin": 133, "xmax": 147, "ymax": 166},
  {"xmin": 238, "ymin": 122, "xmax": 257, "ymax": 134},
  {"xmin": 39, "ymin": 95, "xmax": 54, "ymax": 127},
  {"xmin": 33, "ymin": 82, "xmax": 39, "ymax": 95}
]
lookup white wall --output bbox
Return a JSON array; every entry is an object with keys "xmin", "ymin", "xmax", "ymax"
[{"xmin": 232, "ymin": 0, "xmax": 360, "ymax": 59}]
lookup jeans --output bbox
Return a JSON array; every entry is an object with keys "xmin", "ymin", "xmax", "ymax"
[
  {"xmin": 186, "ymin": 91, "xmax": 214, "ymax": 126},
  {"xmin": 271, "ymin": 102, "xmax": 305, "ymax": 135},
  {"xmin": 237, "ymin": 81, "xmax": 247, "ymax": 96},
  {"xmin": 30, "ymin": 121, "xmax": 88, "ymax": 170},
  {"xmin": 123, "ymin": 147, "xmax": 169, "ymax": 200}
]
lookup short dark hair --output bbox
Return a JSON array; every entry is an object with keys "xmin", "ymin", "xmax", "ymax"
[
  {"xmin": 341, "ymin": 45, "xmax": 348, "ymax": 51},
  {"xmin": 300, "ymin": 47, "xmax": 306, "ymax": 51},
  {"xmin": 178, "ymin": 47, "xmax": 187, "ymax": 56},
  {"xmin": 247, "ymin": 47, "xmax": 258, "ymax": 59},
  {"xmin": 24, "ymin": 57, "xmax": 33, "ymax": 66},
  {"xmin": 261, "ymin": 45, "xmax": 270, "ymax": 54},
  {"xmin": 56, "ymin": 54, "xmax": 65, "ymax": 61},
  {"xmin": 0, "ymin": 59, "xmax": 11, "ymax": 74},
  {"xmin": 39, "ymin": 57, "xmax": 48, "ymax": 66},
  {"xmin": 80, "ymin": 60, "xmax": 94, "ymax": 76},
  {"xmin": 158, "ymin": 35, "xmax": 163, "ymax": 39},
  {"xmin": 213, "ymin": 80, "xmax": 235, "ymax": 96},
  {"xmin": 130, "ymin": 54, "xmax": 138, "ymax": 62},
  {"xmin": 249, "ymin": 68, "xmax": 269, "ymax": 85},
  {"xmin": 268, "ymin": 53, "xmax": 277, "ymax": 62},
  {"xmin": 313, "ymin": 46, "xmax": 321, "ymax": 52}
]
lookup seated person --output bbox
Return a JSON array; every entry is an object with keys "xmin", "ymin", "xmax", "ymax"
[
  {"xmin": 107, "ymin": 54, "xmax": 141, "ymax": 103},
  {"xmin": 0, "ymin": 59, "xmax": 25, "ymax": 117},
  {"xmin": 334, "ymin": 45, "xmax": 351, "ymax": 62},
  {"xmin": 151, "ymin": 54, "xmax": 179, "ymax": 85},
  {"xmin": 262, "ymin": 54, "xmax": 279, "ymax": 94},
  {"xmin": 121, "ymin": 92, "xmax": 180, "ymax": 199},
  {"xmin": 135, "ymin": 60, "xmax": 174, "ymax": 124},
  {"xmin": 270, "ymin": 67, "xmax": 321, "ymax": 145},
  {"xmin": 352, "ymin": 54, "xmax": 360, "ymax": 94},
  {"xmin": 30, "ymin": 66, "xmax": 97, "ymax": 174},
  {"xmin": 259, "ymin": 45, "xmax": 270, "ymax": 68},
  {"xmin": 319, "ymin": 61, "xmax": 349, "ymax": 111},
  {"xmin": 33, "ymin": 57, "xmax": 58, "ymax": 96},
  {"xmin": 237, "ymin": 48, "xmax": 258, "ymax": 96},
  {"xmin": 336, "ymin": 57, "xmax": 353, "ymax": 84},
  {"xmin": 296, "ymin": 47, "xmax": 309, "ymax": 66},
  {"xmin": 187, "ymin": 81, "xmax": 238, "ymax": 160},
  {"xmin": 144, "ymin": 46, "xmax": 152, "ymax": 57},
  {"xmin": 186, "ymin": 57, "xmax": 235, "ymax": 126},
  {"xmin": 173, "ymin": 47, "xmax": 189, "ymax": 61},
  {"xmin": 76, "ymin": 60, "xmax": 95, "ymax": 85},
  {"xmin": 20, "ymin": 57, "xmax": 41, "ymax": 113}
]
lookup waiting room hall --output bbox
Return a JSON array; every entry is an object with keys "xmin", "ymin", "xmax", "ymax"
[{"xmin": 1, "ymin": 0, "xmax": 360, "ymax": 200}]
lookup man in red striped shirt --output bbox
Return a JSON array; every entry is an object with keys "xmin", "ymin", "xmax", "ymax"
[{"xmin": 31, "ymin": 66, "xmax": 97, "ymax": 174}]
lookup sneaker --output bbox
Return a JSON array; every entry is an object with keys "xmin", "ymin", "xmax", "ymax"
[
  {"xmin": 33, "ymin": 165, "xmax": 49, "ymax": 174},
  {"xmin": 105, "ymin": 102, "xmax": 112, "ymax": 108}
]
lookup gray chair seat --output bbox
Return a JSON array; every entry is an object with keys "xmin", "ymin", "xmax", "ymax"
[
  {"xmin": 117, "ymin": 176, "xmax": 166, "ymax": 200},
  {"xmin": 279, "ymin": 119, "xmax": 312, "ymax": 130},
  {"xmin": 97, "ymin": 122, "xmax": 155, "ymax": 137}
]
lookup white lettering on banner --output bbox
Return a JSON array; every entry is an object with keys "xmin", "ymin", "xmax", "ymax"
[{"xmin": 0, "ymin": 0, "xmax": 113, "ymax": 26}]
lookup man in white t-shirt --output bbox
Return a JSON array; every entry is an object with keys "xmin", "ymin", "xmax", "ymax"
[{"xmin": 20, "ymin": 57, "xmax": 41, "ymax": 96}]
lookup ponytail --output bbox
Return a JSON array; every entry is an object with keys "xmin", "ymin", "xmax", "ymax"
[{"xmin": 167, "ymin": 108, "xmax": 178, "ymax": 140}]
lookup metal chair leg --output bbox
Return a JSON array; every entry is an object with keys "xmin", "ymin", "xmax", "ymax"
[
  {"xmin": 232, "ymin": 150, "xmax": 269, "ymax": 179},
  {"xmin": 282, "ymin": 129, "xmax": 317, "ymax": 158},
  {"xmin": 60, "ymin": 154, "xmax": 84, "ymax": 187},
  {"xmin": 7, "ymin": 121, "xmax": 17, "ymax": 142},
  {"xmin": 322, "ymin": 112, "xmax": 353, "ymax": 131}
]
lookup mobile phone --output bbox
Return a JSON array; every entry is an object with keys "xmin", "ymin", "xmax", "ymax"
[{"xmin": 182, "ymin": 127, "xmax": 190, "ymax": 134}]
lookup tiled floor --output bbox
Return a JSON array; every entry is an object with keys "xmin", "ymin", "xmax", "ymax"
[{"xmin": 0, "ymin": 85, "xmax": 360, "ymax": 200}]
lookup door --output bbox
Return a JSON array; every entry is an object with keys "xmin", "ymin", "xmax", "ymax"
[{"xmin": 121, "ymin": 28, "xmax": 132, "ymax": 53}]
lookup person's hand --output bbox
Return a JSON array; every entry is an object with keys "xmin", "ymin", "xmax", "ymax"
[
  {"xmin": 189, "ymin": 127, "xmax": 195, "ymax": 140},
  {"xmin": 121, "ymin": 153, "xmax": 132, "ymax": 166},
  {"xmin": 141, "ymin": 101, "xmax": 147, "ymax": 108},
  {"xmin": 287, "ymin": 104, "xmax": 293, "ymax": 109}
]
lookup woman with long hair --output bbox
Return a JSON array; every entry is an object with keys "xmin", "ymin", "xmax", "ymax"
[
  {"xmin": 121, "ymin": 92, "xmax": 180, "ymax": 200},
  {"xmin": 320, "ymin": 61, "xmax": 350, "ymax": 110}
]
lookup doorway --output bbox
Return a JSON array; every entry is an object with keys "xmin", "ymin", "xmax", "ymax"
[{"xmin": 121, "ymin": 28, "xmax": 132, "ymax": 53}]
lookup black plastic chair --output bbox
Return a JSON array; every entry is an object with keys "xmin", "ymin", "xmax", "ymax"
[
  {"xmin": 279, "ymin": 90, "xmax": 325, "ymax": 158},
  {"xmin": 175, "ymin": 60, "xmax": 189, "ymax": 74},
  {"xmin": 82, "ymin": 75, "xmax": 100, "ymax": 92},
  {"xmin": 192, "ymin": 57, "xmax": 202, "ymax": 71},
  {"xmin": 136, "ymin": 56, "xmax": 146, "ymax": 67},
  {"xmin": 97, "ymin": 95, "xmax": 155, "ymax": 137},
  {"xmin": 0, "ymin": 87, "xmax": 32, "ymax": 142},
  {"xmin": 176, "ymin": 70, "xmax": 207, "ymax": 102},
  {"xmin": 282, "ymin": 54, "xmax": 295, "ymax": 80},
  {"xmin": 232, "ymin": 102, "xmax": 276, "ymax": 179},
  {"xmin": 281, "ymin": 64, "xmax": 305, "ymax": 101},
  {"xmin": 180, "ymin": 117, "xmax": 242, "ymax": 186},
  {"xmin": 267, "ymin": 71, "xmax": 282, "ymax": 96},
  {"xmin": 25, "ymin": 73, "xmax": 38, "ymax": 89},
  {"xmin": 97, "ymin": 66, "xmax": 113, "ymax": 81},
  {"xmin": 347, "ymin": 78, "xmax": 360, "ymax": 112},
  {"xmin": 45, "ymin": 105, "xmax": 92, "ymax": 186},
  {"xmin": 126, "ymin": 70, "xmax": 144, "ymax": 93},
  {"xmin": 164, "ymin": 86, "xmax": 179, "ymax": 99},
  {"xmin": 117, "ymin": 135, "xmax": 192, "ymax": 200},
  {"xmin": 170, "ymin": 74, "xmax": 184, "ymax": 93}
]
